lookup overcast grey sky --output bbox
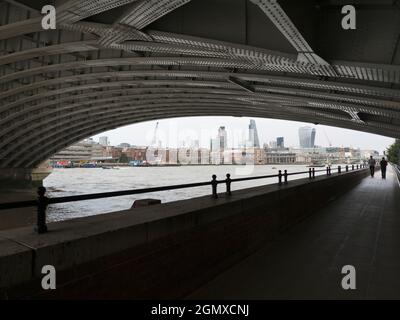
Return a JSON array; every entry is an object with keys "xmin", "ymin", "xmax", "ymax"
[{"xmin": 92, "ymin": 116, "xmax": 394, "ymax": 154}]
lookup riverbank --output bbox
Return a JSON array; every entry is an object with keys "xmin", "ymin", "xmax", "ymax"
[{"xmin": 0, "ymin": 164, "xmax": 342, "ymax": 230}]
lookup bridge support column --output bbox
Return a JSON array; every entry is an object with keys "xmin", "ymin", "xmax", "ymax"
[
  {"xmin": 0, "ymin": 168, "xmax": 43, "ymax": 231},
  {"xmin": 0, "ymin": 167, "xmax": 50, "ymax": 189}
]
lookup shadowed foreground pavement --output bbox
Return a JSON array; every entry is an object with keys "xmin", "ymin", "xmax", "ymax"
[{"xmin": 188, "ymin": 166, "xmax": 400, "ymax": 299}]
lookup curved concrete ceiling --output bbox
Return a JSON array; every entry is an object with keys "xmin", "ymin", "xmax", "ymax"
[{"xmin": 0, "ymin": 0, "xmax": 399, "ymax": 169}]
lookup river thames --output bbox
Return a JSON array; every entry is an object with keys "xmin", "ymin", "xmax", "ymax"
[{"xmin": 43, "ymin": 165, "xmax": 326, "ymax": 222}]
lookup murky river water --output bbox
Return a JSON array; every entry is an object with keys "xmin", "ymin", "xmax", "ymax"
[{"xmin": 43, "ymin": 165, "xmax": 325, "ymax": 222}]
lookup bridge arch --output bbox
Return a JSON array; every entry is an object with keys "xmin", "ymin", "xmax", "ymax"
[{"xmin": 0, "ymin": 0, "xmax": 399, "ymax": 182}]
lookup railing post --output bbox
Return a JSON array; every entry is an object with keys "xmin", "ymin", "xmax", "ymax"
[
  {"xmin": 312, "ymin": 168, "xmax": 315, "ymax": 179},
  {"xmin": 284, "ymin": 170, "xmax": 288, "ymax": 184},
  {"xmin": 346, "ymin": 165, "xmax": 349, "ymax": 172},
  {"xmin": 352, "ymin": 165, "xmax": 354, "ymax": 170},
  {"xmin": 226, "ymin": 173, "xmax": 232, "ymax": 196},
  {"xmin": 357, "ymin": 164, "xmax": 359, "ymax": 169},
  {"xmin": 326, "ymin": 166, "xmax": 329, "ymax": 176},
  {"xmin": 309, "ymin": 168, "xmax": 312, "ymax": 179},
  {"xmin": 211, "ymin": 175, "xmax": 218, "ymax": 199},
  {"xmin": 278, "ymin": 170, "xmax": 282, "ymax": 185},
  {"xmin": 338, "ymin": 165, "xmax": 341, "ymax": 174},
  {"xmin": 35, "ymin": 186, "xmax": 48, "ymax": 234}
]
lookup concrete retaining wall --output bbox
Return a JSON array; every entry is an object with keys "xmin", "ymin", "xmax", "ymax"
[
  {"xmin": 0, "ymin": 169, "xmax": 369, "ymax": 299},
  {"xmin": 0, "ymin": 168, "xmax": 35, "ymax": 190}
]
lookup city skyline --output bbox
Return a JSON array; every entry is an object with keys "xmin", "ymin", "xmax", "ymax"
[{"xmin": 92, "ymin": 117, "xmax": 394, "ymax": 154}]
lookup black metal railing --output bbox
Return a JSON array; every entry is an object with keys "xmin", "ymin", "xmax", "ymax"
[{"xmin": 0, "ymin": 164, "xmax": 367, "ymax": 234}]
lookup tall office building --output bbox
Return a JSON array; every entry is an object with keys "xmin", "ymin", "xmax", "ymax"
[
  {"xmin": 192, "ymin": 140, "xmax": 200, "ymax": 149},
  {"xmin": 277, "ymin": 137, "xmax": 284, "ymax": 148},
  {"xmin": 298, "ymin": 126, "xmax": 316, "ymax": 148},
  {"xmin": 210, "ymin": 138, "xmax": 220, "ymax": 152},
  {"xmin": 248, "ymin": 119, "xmax": 260, "ymax": 148},
  {"xmin": 218, "ymin": 126, "xmax": 227, "ymax": 150},
  {"xmin": 99, "ymin": 136, "xmax": 109, "ymax": 146}
]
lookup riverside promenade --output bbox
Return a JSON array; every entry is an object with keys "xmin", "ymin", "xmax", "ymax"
[
  {"xmin": 2, "ymin": 166, "xmax": 398, "ymax": 299},
  {"xmin": 189, "ymin": 166, "xmax": 400, "ymax": 299}
]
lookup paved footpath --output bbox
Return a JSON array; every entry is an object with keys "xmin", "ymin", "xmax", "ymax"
[{"xmin": 188, "ymin": 166, "xmax": 400, "ymax": 299}]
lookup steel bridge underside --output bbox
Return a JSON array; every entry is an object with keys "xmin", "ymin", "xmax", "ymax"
[{"xmin": 0, "ymin": 0, "xmax": 399, "ymax": 171}]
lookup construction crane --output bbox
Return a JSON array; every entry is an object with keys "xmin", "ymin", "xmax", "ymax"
[
  {"xmin": 151, "ymin": 122, "xmax": 159, "ymax": 146},
  {"xmin": 323, "ymin": 128, "xmax": 332, "ymax": 147}
]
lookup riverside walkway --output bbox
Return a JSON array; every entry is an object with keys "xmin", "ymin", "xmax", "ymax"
[{"xmin": 189, "ymin": 166, "xmax": 400, "ymax": 299}]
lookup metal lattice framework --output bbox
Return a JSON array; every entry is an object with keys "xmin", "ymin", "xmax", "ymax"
[{"xmin": 0, "ymin": 0, "xmax": 400, "ymax": 170}]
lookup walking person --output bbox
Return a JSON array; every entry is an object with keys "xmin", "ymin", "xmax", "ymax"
[
  {"xmin": 368, "ymin": 156, "xmax": 376, "ymax": 177},
  {"xmin": 380, "ymin": 157, "xmax": 388, "ymax": 179}
]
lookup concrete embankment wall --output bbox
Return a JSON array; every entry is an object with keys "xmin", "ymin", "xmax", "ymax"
[
  {"xmin": 0, "ymin": 169, "xmax": 369, "ymax": 299},
  {"xmin": 0, "ymin": 166, "xmax": 45, "ymax": 231}
]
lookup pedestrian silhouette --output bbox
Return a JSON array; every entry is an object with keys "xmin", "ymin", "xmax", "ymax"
[
  {"xmin": 368, "ymin": 156, "xmax": 376, "ymax": 177},
  {"xmin": 380, "ymin": 157, "xmax": 388, "ymax": 179}
]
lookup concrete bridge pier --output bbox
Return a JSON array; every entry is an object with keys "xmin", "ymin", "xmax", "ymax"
[
  {"xmin": 0, "ymin": 166, "xmax": 52, "ymax": 231},
  {"xmin": 0, "ymin": 166, "xmax": 52, "ymax": 189},
  {"xmin": 0, "ymin": 168, "xmax": 34, "ymax": 188}
]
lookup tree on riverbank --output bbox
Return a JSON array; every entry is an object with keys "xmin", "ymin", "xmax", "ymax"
[
  {"xmin": 118, "ymin": 153, "xmax": 129, "ymax": 163},
  {"xmin": 386, "ymin": 139, "xmax": 400, "ymax": 164}
]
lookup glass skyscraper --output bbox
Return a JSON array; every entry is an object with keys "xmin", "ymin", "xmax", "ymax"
[
  {"xmin": 218, "ymin": 126, "xmax": 227, "ymax": 150},
  {"xmin": 276, "ymin": 137, "xmax": 284, "ymax": 148},
  {"xmin": 248, "ymin": 119, "xmax": 260, "ymax": 148},
  {"xmin": 298, "ymin": 126, "xmax": 316, "ymax": 148}
]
